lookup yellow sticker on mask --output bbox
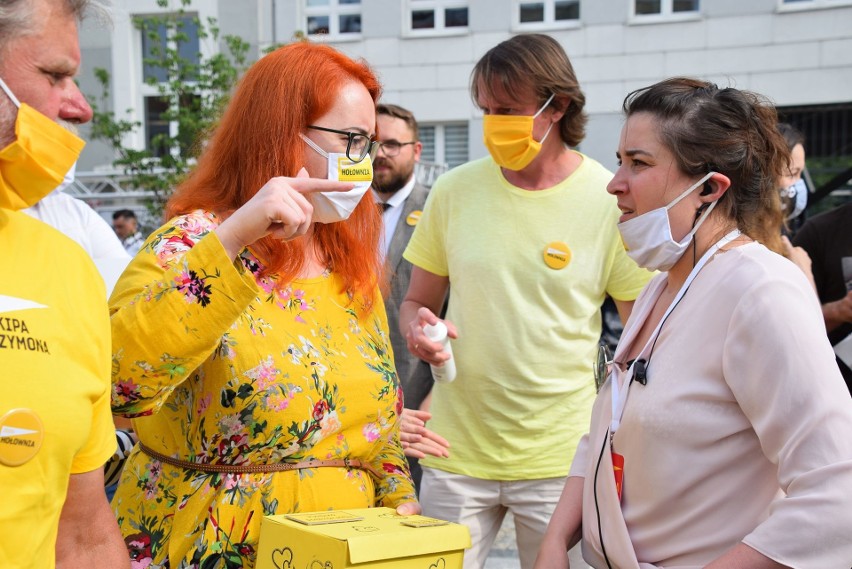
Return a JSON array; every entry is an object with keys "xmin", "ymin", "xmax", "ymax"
[{"xmin": 337, "ymin": 156, "xmax": 373, "ymax": 182}]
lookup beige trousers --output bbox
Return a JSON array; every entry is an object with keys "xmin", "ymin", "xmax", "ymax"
[{"xmin": 420, "ymin": 467, "xmax": 589, "ymax": 569}]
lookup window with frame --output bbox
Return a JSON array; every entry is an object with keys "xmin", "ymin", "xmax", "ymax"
[
  {"xmin": 139, "ymin": 14, "xmax": 201, "ymax": 158},
  {"xmin": 516, "ymin": 0, "xmax": 580, "ymax": 26},
  {"xmin": 304, "ymin": 0, "xmax": 362, "ymax": 37},
  {"xmin": 419, "ymin": 123, "xmax": 469, "ymax": 169},
  {"xmin": 779, "ymin": 0, "xmax": 852, "ymax": 7},
  {"xmin": 634, "ymin": 0, "xmax": 699, "ymax": 16},
  {"xmin": 407, "ymin": 0, "xmax": 469, "ymax": 33}
]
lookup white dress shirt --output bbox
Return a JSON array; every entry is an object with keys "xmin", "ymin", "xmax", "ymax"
[
  {"xmin": 24, "ymin": 190, "xmax": 130, "ymax": 295},
  {"xmin": 373, "ymin": 174, "xmax": 416, "ymax": 260}
]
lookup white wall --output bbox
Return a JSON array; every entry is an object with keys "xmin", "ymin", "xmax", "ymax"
[{"xmin": 82, "ymin": 0, "xmax": 852, "ymax": 172}]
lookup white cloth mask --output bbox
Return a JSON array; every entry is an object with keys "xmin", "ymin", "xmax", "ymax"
[
  {"xmin": 57, "ymin": 162, "xmax": 77, "ymax": 193},
  {"xmin": 300, "ymin": 133, "xmax": 372, "ymax": 224},
  {"xmin": 780, "ymin": 178, "xmax": 808, "ymax": 220},
  {"xmin": 617, "ymin": 171, "xmax": 717, "ymax": 271}
]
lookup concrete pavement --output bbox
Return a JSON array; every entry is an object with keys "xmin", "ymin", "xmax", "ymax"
[{"xmin": 484, "ymin": 513, "xmax": 520, "ymax": 569}]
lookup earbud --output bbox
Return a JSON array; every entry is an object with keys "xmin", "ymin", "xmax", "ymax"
[{"xmin": 700, "ymin": 181, "xmax": 713, "ymax": 196}]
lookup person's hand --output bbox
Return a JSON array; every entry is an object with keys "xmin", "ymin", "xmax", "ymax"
[
  {"xmin": 400, "ymin": 408, "xmax": 450, "ymax": 459},
  {"xmin": 781, "ymin": 236, "xmax": 817, "ymax": 292},
  {"xmin": 405, "ymin": 306, "xmax": 458, "ymax": 366},
  {"xmin": 826, "ymin": 290, "xmax": 852, "ymax": 325},
  {"xmin": 781, "ymin": 235, "xmax": 812, "ymax": 274},
  {"xmin": 395, "ymin": 501, "xmax": 421, "ymax": 516},
  {"xmin": 214, "ymin": 168, "xmax": 355, "ymax": 259}
]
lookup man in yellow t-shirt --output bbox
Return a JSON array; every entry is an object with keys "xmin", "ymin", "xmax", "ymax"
[
  {"xmin": 400, "ymin": 35, "xmax": 652, "ymax": 569},
  {"xmin": 0, "ymin": 0, "xmax": 127, "ymax": 567}
]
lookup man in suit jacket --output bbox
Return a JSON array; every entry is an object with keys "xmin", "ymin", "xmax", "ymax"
[{"xmin": 374, "ymin": 103, "xmax": 448, "ymax": 491}]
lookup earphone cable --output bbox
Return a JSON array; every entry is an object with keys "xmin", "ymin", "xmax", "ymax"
[{"xmin": 593, "ymin": 428, "xmax": 614, "ymax": 569}]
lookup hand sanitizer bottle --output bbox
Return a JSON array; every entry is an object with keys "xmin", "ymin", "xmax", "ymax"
[{"xmin": 422, "ymin": 321, "xmax": 456, "ymax": 383}]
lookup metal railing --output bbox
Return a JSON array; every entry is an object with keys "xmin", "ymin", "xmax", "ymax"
[
  {"xmin": 67, "ymin": 169, "xmax": 158, "ymax": 206},
  {"xmin": 414, "ymin": 160, "xmax": 449, "ymax": 187}
]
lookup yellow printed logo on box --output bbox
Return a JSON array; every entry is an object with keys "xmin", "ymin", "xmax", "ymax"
[{"xmin": 256, "ymin": 507, "xmax": 470, "ymax": 569}]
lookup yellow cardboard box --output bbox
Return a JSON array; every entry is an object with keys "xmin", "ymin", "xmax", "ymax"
[{"xmin": 256, "ymin": 507, "xmax": 470, "ymax": 569}]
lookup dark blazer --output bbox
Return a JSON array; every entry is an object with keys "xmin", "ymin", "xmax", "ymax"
[{"xmin": 383, "ymin": 181, "xmax": 434, "ymax": 410}]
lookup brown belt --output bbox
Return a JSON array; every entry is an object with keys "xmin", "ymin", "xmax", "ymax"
[{"xmin": 138, "ymin": 442, "xmax": 381, "ymax": 478}]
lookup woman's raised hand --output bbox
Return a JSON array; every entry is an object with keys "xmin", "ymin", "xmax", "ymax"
[{"xmin": 215, "ymin": 168, "xmax": 354, "ymax": 259}]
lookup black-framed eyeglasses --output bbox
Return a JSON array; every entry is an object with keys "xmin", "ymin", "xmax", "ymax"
[
  {"xmin": 307, "ymin": 125, "xmax": 379, "ymax": 163},
  {"xmin": 378, "ymin": 140, "xmax": 417, "ymax": 157},
  {"xmin": 594, "ymin": 342, "xmax": 613, "ymax": 393}
]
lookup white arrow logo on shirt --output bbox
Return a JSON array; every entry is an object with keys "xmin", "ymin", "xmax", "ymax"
[
  {"xmin": 0, "ymin": 426, "xmax": 39, "ymax": 438},
  {"xmin": 0, "ymin": 294, "xmax": 47, "ymax": 314}
]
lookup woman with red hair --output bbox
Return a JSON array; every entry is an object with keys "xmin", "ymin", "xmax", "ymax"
[{"xmin": 108, "ymin": 42, "xmax": 419, "ymax": 568}]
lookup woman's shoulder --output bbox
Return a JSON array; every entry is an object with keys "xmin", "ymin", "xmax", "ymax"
[
  {"xmin": 146, "ymin": 210, "xmax": 219, "ymax": 266},
  {"xmin": 711, "ymin": 242, "xmax": 816, "ymax": 303},
  {"xmin": 725, "ymin": 242, "xmax": 803, "ymax": 278},
  {"xmin": 163, "ymin": 210, "xmax": 219, "ymax": 236}
]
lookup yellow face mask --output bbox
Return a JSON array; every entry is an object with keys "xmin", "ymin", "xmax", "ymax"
[
  {"xmin": 483, "ymin": 93, "xmax": 555, "ymax": 171},
  {"xmin": 0, "ymin": 77, "xmax": 85, "ymax": 211}
]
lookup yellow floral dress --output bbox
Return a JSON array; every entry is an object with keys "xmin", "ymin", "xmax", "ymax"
[{"xmin": 109, "ymin": 211, "xmax": 415, "ymax": 569}]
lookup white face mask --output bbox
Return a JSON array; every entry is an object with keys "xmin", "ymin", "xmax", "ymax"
[
  {"xmin": 300, "ymin": 133, "xmax": 372, "ymax": 224},
  {"xmin": 56, "ymin": 162, "xmax": 77, "ymax": 193},
  {"xmin": 617, "ymin": 171, "xmax": 717, "ymax": 271},
  {"xmin": 780, "ymin": 178, "xmax": 808, "ymax": 220}
]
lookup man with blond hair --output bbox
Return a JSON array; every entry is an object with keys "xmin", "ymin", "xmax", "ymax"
[{"xmin": 400, "ymin": 34, "xmax": 652, "ymax": 569}]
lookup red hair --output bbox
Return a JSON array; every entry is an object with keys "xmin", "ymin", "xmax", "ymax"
[{"xmin": 166, "ymin": 42, "xmax": 384, "ymax": 308}]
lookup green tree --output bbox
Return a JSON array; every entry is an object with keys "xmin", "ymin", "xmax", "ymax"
[
  {"xmin": 806, "ymin": 156, "xmax": 852, "ymax": 215},
  {"xmin": 89, "ymin": 0, "xmax": 250, "ymax": 219}
]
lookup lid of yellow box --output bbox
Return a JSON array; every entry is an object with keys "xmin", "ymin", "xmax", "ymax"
[{"xmin": 265, "ymin": 507, "xmax": 471, "ymax": 563}]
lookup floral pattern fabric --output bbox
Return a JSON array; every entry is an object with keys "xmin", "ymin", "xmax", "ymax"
[{"xmin": 110, "ymin": 210, "xmax": 415, "ymax": 569}]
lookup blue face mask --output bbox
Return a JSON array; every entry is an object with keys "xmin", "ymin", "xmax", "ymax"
[{"xmin": 780, "ymin": 178, "xmax": 808, "ymax": 220}]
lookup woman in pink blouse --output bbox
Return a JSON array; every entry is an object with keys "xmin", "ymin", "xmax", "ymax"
[{"xmin": 535, "ymin": 78, "xmax": 852, "ymax": 569}]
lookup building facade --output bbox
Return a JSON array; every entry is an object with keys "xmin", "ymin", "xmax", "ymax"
[{"xmin": 77, "ymin": 0, "xmax": 852, "ymax": 190}]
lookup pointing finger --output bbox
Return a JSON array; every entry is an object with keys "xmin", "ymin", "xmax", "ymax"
[{"xmin": 285, "ymin": 172, "xmax": 355, "ymax": 194}]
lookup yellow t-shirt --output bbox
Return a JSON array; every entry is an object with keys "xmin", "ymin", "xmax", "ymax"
[
  {"xmin": 0, "ymin": 209, "xmax": 115, "ymax": 568},
  {"xmin": 404, "ymin": 154, "xmax": 653, "ymax": 479}
]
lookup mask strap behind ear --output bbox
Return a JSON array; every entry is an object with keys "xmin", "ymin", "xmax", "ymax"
[
  {"xmin": 539, "ymin": 120, "xmax": 556, "ymax": 145},
  {"xmin": 0, "ymin": 76, "xmax": 21, "ymax": 108},
  {"xmin": 299, "ymin": 132, "xmax": 329, "ymax": 158},
  {"xmin": 665, "ymin": 171, "xmax": 716, "ymax": 211},
  {"xmin": 533, "ymin": 93, "xmax": 556, "ymax": 118}
]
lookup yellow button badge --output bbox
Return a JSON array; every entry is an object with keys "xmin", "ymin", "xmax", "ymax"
[
  {"xmin": 0, "ymin": 408, "xmax": 44, "ymax": 466},
  {"xmin": 406, "ymin": 210, "xmax": 422, "ymax": 226},
  {"xmin": 543, "ymin": 241, "xmax": 571, "ymax": 270}
]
